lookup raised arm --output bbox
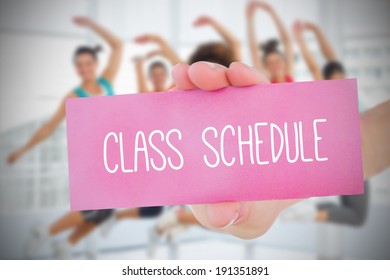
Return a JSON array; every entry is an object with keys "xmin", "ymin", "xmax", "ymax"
[
  {"xmin": 304, "ymin": 21, "xmax": 337, "ymax": 61},
  {"xmin": 7, "ymin": 92, "xmax": 76, "ymax": 165},
  {"xmin": 134, "ymin": 34, "xmax": 182, "ymax": 66},
  {"xmin": 246, "ymin": 2, "xmax": 263, "ymax": 71},
  {"xmin": 193, "ymin": 16, "xmax": 242, "ymax": 62},
  {"xmin": 246, "ymin": 1, "xmax": 293, "ymax": 74},
  {"xmin": 292, "ymin": 21, "xmax": 322, "ymax": 80},
  {"xmin": 264, "ymin": 2, "xmax": 294, "ymax": 76},
  {"xmin": 133, "ymin": 56, "xmax": 149, "ymax": 93},
  {"xmin": 73, "ymin": 16, "xmax": 123, "ymax": 83},
  {"xmin": 361, "ymin": 99, "xmax": 390, "ymax": 179}
]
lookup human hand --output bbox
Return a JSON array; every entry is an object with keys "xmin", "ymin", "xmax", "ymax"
[
  {"xmin": 171, "ymin": 61, "xmax": 298, "ymax": 239},
  {"xmin": 302, "ymin": 21, "xmax": 318, "ymax": 31},
  {"xmin": 73, "ymin": 16, "xmax": 94, "ymax": 27},
  {"xmin": 7, "ymin": 149, "xmax": 24, "ymax": 165},
  {"xmin": 292, "ymin": 20, "xmax": 305, "ymax": 38},
  {"xmin": 193, "ymin": 16, "xmax": 215, "ymax": 27},
  {"xmin": 132, "ymin": 50, "xmax": 163, "ymax": 64},
  {"xmin": 134, "ymin": 34, "xmax": 162, "ymax": 44},
  {"xmin": 246, "ymin": 1, "xmax": 258, "ymax": 18},
  {"xmin": 145, "ymin": 50, "xmax": 163, "ymax": 59},
  {"xmin": 251, "ymin": 1, "xmax": 273, "ymax": 13}
]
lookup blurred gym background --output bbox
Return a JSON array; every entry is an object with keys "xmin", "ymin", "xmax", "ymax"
[{"xmin": 0, "ymin": 0, "xmax": 390, "ymax": 259}]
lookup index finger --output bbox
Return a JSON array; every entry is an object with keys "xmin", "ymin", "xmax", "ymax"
[{"xmin": 172, "ymin": 62, "xmax": 268, "ymax": 91}]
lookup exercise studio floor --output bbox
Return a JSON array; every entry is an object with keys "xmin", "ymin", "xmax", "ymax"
[
  {"xmin": 1, "ymin": 202, "xmax": 390, "ymax": 260},
  {"xmin": 86, "ymin": 240, "xmax": 315, "ymax": 260}
]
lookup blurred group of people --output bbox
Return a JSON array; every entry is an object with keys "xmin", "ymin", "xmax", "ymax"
[{"xmin": 5, "ymin": 1, "xmax": 390, "ymax": 259}]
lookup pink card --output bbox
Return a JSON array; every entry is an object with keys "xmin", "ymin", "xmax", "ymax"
[{"xmin": 66, "ymin": 79, "xmax": 363, "ymax": 210}]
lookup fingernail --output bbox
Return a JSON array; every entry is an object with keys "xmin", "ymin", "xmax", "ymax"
[
  {"xmin": 204, "ymin": 62, "xmax": 217, "ymax": 69},
  {"xmin": 231, "ymin": 62, "xmax": 270, "ymax": 84},
  {"xmin": 231, "ymin": 62, "xmax": 257, "ymax": 72},
  {"xmin": 206, "ymin": 202, "xmax": 248, "ymax": 228},
  {"xmin": 243, "ymin": 63, "xmax": 259, "ymax": 72},
  {"xmin": 228, "ymin": 202, "xmax": 249, "ymax": 227},
  {"xmin": 224, "ymin": 211, "xmax": 240, "ymax": 228},
  {"xmin": 204, "ymin": 61, "xmax": 227, "ymax": 71}
]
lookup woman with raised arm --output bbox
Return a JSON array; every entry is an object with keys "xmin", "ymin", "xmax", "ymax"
[
  {"xmin": 133, "ymin": 54, "xmax": 170, "ymax": 93},
  {"xmin": 283, "ymin": 21, "xmax": 374, "ymax": 234},
  {"xmin": 193, "ymin": 15, "xmax": 241, "ymax": 62},
  {"xmin": 8, "ymin": 16, "xmax": 123, "ymax": 164},
  {"xmin": 145, "ymin": 33, "xmax": 245, "ymax": 257},
  {"xmin": 133, "ymin": 34, "xmax": 181, "ymax": 93},
  {"xmin": 293, "ymin": 20, "xmax": 345, "ymax": 81},
  {"xmin": 97, "ymin": 53, "xmax": 171, "ymax": 249},
  {"xmin": 247, "ymin": 1, "xmax": 294, "ymax": 83},
  {"xmin": 134, "ymin": 34, "xmax": 182, "ymax": 66},
  {"xmin": 7, "ymin": 16, "xmax": 123, "ymax": 259}
]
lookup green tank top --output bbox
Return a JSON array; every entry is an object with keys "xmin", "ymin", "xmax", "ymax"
[{"xmin": 74, "ymin": 77, "xmax": 114, "ymax": 98}]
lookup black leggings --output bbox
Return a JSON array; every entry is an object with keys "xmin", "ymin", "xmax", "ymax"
[
  {"xmin": 81, "ymin": 207, "xmax": 163, "ymax": 224},
  {"xmin": 81, "ymin": 209, "xmax": 114, "ymax": 225},
  {"xmin": 317, "ymin": 181, "xmax": 369, "ymax": 227},
  {"xmin": 139, "ymin": 206, "xmax": 163, "ymax": 218}
]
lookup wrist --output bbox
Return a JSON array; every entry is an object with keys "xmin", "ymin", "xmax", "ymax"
[
  {"xmin": 154, "ymin": 36, "xmax": 164, "ymax": 44},
  {"xmin": 310, "ymin": 25, "xmax": 319, "ymax": 33},
  {"xmin": 19, "ymin": 146, "xmax": 28, "ymax": 155},
  {"xmin": 86, "ymin": 20, "xmax": 97, "ymax": 28},
  {"xmin": 267, "ymin": 7, "xmax": 275, "ymax": 15},
  {"xmin": 208, "ymin": 20, "xmax": 218, "ymax": 27}
]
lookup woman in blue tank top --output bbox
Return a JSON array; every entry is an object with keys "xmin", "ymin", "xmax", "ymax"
[
  {"xmin": 7, "ymin": 16, "xmax": 123, "ymax": 258},
  {"xmin": 8, "ymin": 16, "xmax": 122, "ymax": 163}
]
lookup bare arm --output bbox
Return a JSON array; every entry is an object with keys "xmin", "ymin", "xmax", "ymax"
[
  {"xmin": 7, "ymin": 92, "xmax": 76, "ymax": 164},
  {"xmin": 293, "ymin": 21, "xmax": 322, "ymax": 80},
  {"xmin": 246, "ymin": 2, "xmax": 293, "ymax": 74},
  {"xmin": 266, "ymin": 3, "xmax": 294, "ymax": 76},
  {"xmin": 133, "ymin": 56, "xmax": 149, "ymax": 93},
  {"xmin": 135, "ymin": 34, "xmax": 182, "ymax": 66},
  {"xmin": 73, "ymin": 16, "xmax": 124, "ymax": 83},
  {"xmin": 361, "ymin": 100, "xmax": 390, "ymax": 179},
  {"xmin": 305, "ymin": 22, "xmax": 337, "ymax": 61},
  {"xmin": 194, "ymin": 16, "xmax": 242, "ymax": 62},
  {"xmin": 246, "ymin": 2, "xmax": 263, "ymax": 71}
]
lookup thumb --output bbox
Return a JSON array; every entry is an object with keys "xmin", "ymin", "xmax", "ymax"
[
  {"xmin": 207, "ymin": 202, "xmax": 242, "ymax": 228},
  {"xmin": 192, "ymin": 202, "xmax": 249, "ymax": 229}
]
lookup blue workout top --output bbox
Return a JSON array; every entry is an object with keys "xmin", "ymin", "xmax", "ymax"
[{"xmin": 74, "ymin": 77, "xmax": 114, "ymax": 98}]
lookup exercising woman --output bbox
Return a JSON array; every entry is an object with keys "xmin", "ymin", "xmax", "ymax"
[
  {"xmin": 132, "ymin": 33, "xmax": 180, "ymax": 93},
  {"xmin": 247, "ymin": 1, "xmax": 294, "ymax": 83},
  {"xmin": 292, "ymin": 20, "xmax": 345, "ymax": 81},
  {"xmin": 133, "ymin": 57, "xmax": 169, "ymax": 93},
  {"xmin": 193, "ymin": 15, "xmax": 241, "ymax": 63},
  {"xmin": 286, "ymin": 20, "xmax": 370, "ymax": 227},
  {"xmin": 7, "ymin": 16, "xmax": 123, "ymax": 258},
  {"xmin": 131, "ymin": 23, "xmax": 242, "ymax": 251},
  {"xmin": 146, "ymin": 31, "xmax": 246, "ymax": 258},
  {"xmin": 99, "ymin": 40, "xmax": 177, "ymax": 238},
  {"xmin": 92, "ymin": 35, "xmax": 182, "ymax": 254}
]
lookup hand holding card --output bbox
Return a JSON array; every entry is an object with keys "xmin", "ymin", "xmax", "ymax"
[
  {"xmin": 66, "ymin": 62, "xmax": 363, "ymax": 239},
  {"xmin": 172, "ymin": 62, "xmax": 332, "ymax": 238}
]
